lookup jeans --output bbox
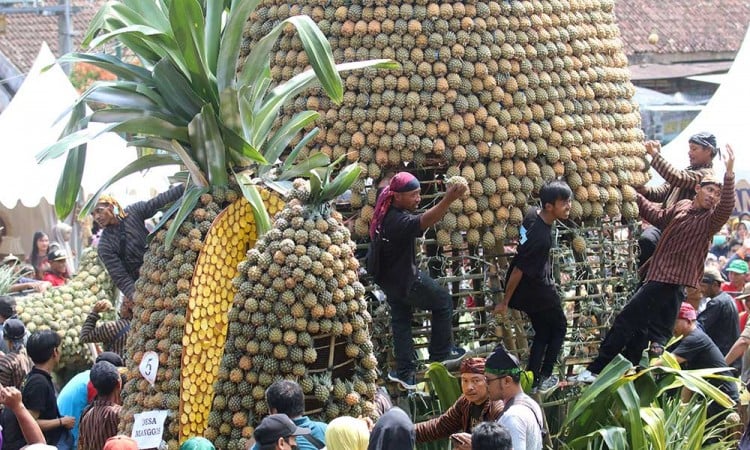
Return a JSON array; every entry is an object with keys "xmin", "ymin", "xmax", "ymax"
[
  {"xmin": 527, "ymin": 303, "xmax": 567, "ymax": 380},
  {"xmin": 588, "ymin": 281, "xmax": 683, "ymax": 374},
  {"xmin": 385, "ymin": 271, "xmax": 453, "ymax": 375}
]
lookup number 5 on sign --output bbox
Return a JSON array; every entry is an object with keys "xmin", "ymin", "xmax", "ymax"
[{"xmin": 139, "ymin": 351, "xmax": 159, "ymax": 386}]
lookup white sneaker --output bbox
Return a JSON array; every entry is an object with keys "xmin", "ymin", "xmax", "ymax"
[
  {"xmin": 572, "ymin": 370, "xmax": 597, "ymax": 384},
  {"xmin": 538, "ymin": 375, "xmax": 559, "ymax": 393}
]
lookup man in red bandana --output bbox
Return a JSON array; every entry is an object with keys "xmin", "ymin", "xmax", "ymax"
[{"xmin": 368, "ymin": 172, "xmax": 467, "ymax": 388}]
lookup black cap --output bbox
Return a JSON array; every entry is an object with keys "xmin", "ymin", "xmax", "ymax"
[
  {"xmin": 96, "ymin": 351, "xmax": 124, "ymax": 367},
  {"xmin": 254, "ymin": 414, "xmax": 311, "ymax": 447},
  {"xmin": 47, "ymin": 247, "xmax": 67, "ymax": 261},
  {"xmin": 3, "ymin": 318, "xmax": 26, "ymax": 341},
  {"xmin": 0, "ymin": 296, "xmax": 17, "ymax": 319}
]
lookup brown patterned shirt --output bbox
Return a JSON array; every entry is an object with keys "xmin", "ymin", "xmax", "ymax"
[
  {"xmin": 79, "ymin": 311, "xmax": 129, "ymax": 357},
  {"xmin": 78, "ymin": 399, "xmax": 121, "ymax": 450},
  {"xmin": 0, "ymin": 348, "xmax": 32, "ymax": 389},
  {"xmin": 638, "ymin": 171, "xmax": 735, "ymax": 288},
  {"xmin": 642, "ymin": 153, "xmax": 714, "ymax": 208},
  {"xmin": 415, "ymin": 395, "xmax": 504, "ymax": 442}
]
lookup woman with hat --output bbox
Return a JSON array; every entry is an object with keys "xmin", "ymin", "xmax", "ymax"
[{"xmin": 0, "ymin": 318, "xmax": 32, "ymax": 389}]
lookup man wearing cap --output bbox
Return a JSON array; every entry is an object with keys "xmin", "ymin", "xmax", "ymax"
[
  {"xmin": 57, "ymin": 352, "xmax": 124, "ymax": 449},
  {"xmin": 722, "ymin": 259, "xmax": 749, "ymax": 307},
  {"xmin": 41, "ymin": 248, "xmax": 69, "ymax": 287},
  {"xmin": 78, "ymin": 361, "xmax": 123, "ymax": 450},
  {"xmin": 662, "ymin": 303, "xmax": 738, "ymax": 420},
  {"xmin": 415, "ymin": 358, "xmax": 504, "ymax": 447},
  {"xmin": 483, "ymin": 347, "xmax": 543, "ymax": 450},
  {"xmin": 637, "ymin": 135, "xmax": 719, "ymax": 270},
  {"xmin": 93, "ymin": 184, "xmax": 184, "ymax": 303},
  {"xmin": 1, "ymin": 257, "xmax": 51, "ymax": 295},
  {"xmin": 0, "ymin": 319, "xmax": 31, "ymax": 389},
  {"xmin": 253, "ymin": 413, "xmax": 312, "ymax": 450},
  {"xmin": 576, "ymin": 145, "xmax": 736, "ymax": 383},
  {"xmin": 0, "ymin": 295, "xmax": 18, "ymax": 353},
  {"xmin": 698, "ymin": 267, "xmax": 740, "ymax": 371},
  {"xmin": 368, "ymin": 172, "xmax": 467, "ymax": 388}
]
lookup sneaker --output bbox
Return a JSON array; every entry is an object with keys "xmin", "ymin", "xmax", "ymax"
[
  {"xmin": 571, "ymin": 370, "xmax": 597, "ymax": 384},
  {"xmin": 538, "ymin": 375, "xmax": 559, "ymax": 394},
  {"xmin": 388, "ymin": 370, "xmax": 417, "ymax": 390},
  {"xmin": 429, "ymin": 346, "xmax": 467, "ymax": 364}
]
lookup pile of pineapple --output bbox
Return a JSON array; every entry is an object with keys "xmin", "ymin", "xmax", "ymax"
[
  {"xmin": 16, "ymin": 247, "xmax": 116, "ymax": 372},
  {"xmin": 242, "ymin": 0, "xmax": 648, "ymax": 247},
  {"xmin": 205, "ymin": 180, "xmax": 378, "ymax": 449}
]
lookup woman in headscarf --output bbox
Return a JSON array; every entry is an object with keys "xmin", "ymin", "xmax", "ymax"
[
  {"xmin": 325, "ymin": 416, "xmax": 370, "ymax": 450},
  {"xmin": 52, "ymin": 222, "xmax": 76, "ymax": 275},
  {"xmin": 368, "ymin": 407, "xmax": 415, "ymax": 450}
]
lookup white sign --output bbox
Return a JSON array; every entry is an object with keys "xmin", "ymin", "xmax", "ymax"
[
  {"xmin": 131, "ymin": 410, "xmax": 169, "ymax": 449},
  {"xmin": 139, "ymin": 351, "xmax": 159, "ymax": 386}
]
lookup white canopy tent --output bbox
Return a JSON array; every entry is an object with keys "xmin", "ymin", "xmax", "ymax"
[
  {"xmin": 0, "ymin": 43, "xmax": 177, "ymax": 258},
  {"xmin": 660, "ymin": 27, "xmax": 750, "ymax": 183}
]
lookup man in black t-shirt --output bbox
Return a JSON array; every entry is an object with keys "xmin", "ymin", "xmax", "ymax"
[
  {"xmin": 496, "ymin": 181, "xmax": 572, "ymax": 394},
  {"xmin": 698, "ymin": 267, "xmax": 740, "ymax": 371},
  {"xmin": 0, "ymin": 330, "xmax": 75, "ymax": 450},
  {"xmin": 666, "ymin": 303, "xmax": 738, "ymax": 419},
  {"xmin": 369, "ymin": 172, "xmax": 467, "ymax": 388}
]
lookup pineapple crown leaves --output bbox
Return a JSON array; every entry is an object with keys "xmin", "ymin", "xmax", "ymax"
[{"xmin": 35, "ymin": 0, "xmax": 398, "ymax": 222}]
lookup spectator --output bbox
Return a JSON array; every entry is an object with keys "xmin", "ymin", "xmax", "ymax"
[
  {"xmin": 698, "ymin": 267, "xmax": 740, "ymax": 371},
  {"xmin": 253, "ymin": 413, "xmax": 312, "ymax": 450},
  {"xmin": 325, "ymin": 416, "xmax": 369, "ymax": 450},
  {"xmin": 725, "ymin": 287, "xmax": 750, "ymax": 384},
  {"xmin": 51, "ymin": 222, "xmax": 76, "ymax": 276},
  {"xmin": 415, "ymin": 358, "xmax": 503, "ymax": 445},
  {"xmin": 737, "ymin": 284, "xmax": 750, "ymax": 330},
  {"xmin": 1, "ymin": 259, "xmax": 51, "ymax": 295},
  {"xmin": 471, "ymin": 422, "xmax": 512, "ymax": 450},
  {"xmin": 723, "ymin": 260, "xmax": 749, "ymax": 304},
  {"xmin": 102, "ymin": 436, "xmax": 138, "ymax": 450},
  {"xmin": 684, "ymin": 286, "xmax": 708, "ymax": 315},
  {"xmin": 0, "ymin": 385, "xmax": 46, "ymax": 448},
  {"xmin": 79, "ymin": 300, "xmax": 130, "ymax": 357},
  {"xmin": 0, "ymin": 319, "xmax": 32, "ymax": 389},
  {"xmin": 58, "ymin": 352, "xmax": 124, "ymax": 449},
  {"xmin": 180, "ymin": 437, "xmax": 215, "ymax": 450},
  {"xmin": 484, "ymin": 346, "xmax": 543, "ymax": 450},
  {"xmin": 41, "ymin": 248, "xmax": 70, "ymax": 287},
  {"xmin": 78, "ymin": 361, "xmax": 123, "ymax": 450},
  {"xmin": 27, "ymin": 232, "xmax": 50, "ymax": 280},
  {"xmin": 368, "ymin": 172, "xmax": 467, "ymax": 388},
  {"xmin": 0, "ymin": 296, "xmax": 18, "ymax": 353},
  {"xmin": 495, "ymin": 181, "xmax": 572, "ymax": 393},
  {"xmin": 368, "ymin": 407, "xmax": 415, "ymax": 450},
  {"xmin": 249, "ymin": 380, "xmax": 326, "ymax": 450},
  {"xmin": 0, "ymin": 330, "xmax": 75, "ymax": 450},
  {"xmin": 663, "ymin": 303, "xmax": 738, "ymax": 421}
]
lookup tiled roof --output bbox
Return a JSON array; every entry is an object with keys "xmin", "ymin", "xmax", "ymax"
[
  {"xmin": 615, "ymin": 1, "xmax": 750, "ymax": 57},
  {"xmin": 0, "ymin": 0, "xmax": 104, "ymax": 73}
]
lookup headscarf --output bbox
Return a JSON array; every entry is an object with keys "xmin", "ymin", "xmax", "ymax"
[
  {"xmin": 102, "ymin": 436, "xmax": 138, "ymax": 450},
  {"xmin": 484, "ymin": 345, "xmax": 523, "ymax": 378},
  {"xmin": 180, "ymin": 437, "xmax": 215, "ymax": 450},
  {"xmin": 52, "ymin": 222, "xmax": 76, "ymax": 275},
  {"xmin": 689, "ymin": 132, "xmax": 718, "ymax": 157},
  {"xmin": 367, "ymin": 407, "xmax": 415, "ymax": 450},
  {"xmin": 97, "ymin": 195, "xmax": 128, "ymax": 220},
  {"xmin": 325, "ymin": 416, "xmax": 370, "ymax": 450},
  {"xmin": 369, "ymin": 172, "xmax": 421, "ymax": 239},
  {"xmin": 460, "ymin": 357, "xmax": 486, "ymax": 374}
]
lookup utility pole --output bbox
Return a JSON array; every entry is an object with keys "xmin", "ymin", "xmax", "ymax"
[{"xmin": 58, "ymin": 0, "xmax": 73, "ymax": 74}]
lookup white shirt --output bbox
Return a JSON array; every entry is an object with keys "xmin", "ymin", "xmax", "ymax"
[{"xmin": 497, "ymin": 392, "xmax": 543, "ymax": 450}]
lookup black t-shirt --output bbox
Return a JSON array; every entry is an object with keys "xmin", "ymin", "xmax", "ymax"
[
  {"xmin": 669, "ymin": 328, "xmax": 739, "ymax": 402},
  {"xmin": 467, "ymin": 402, "xmax": 484, "ymax": 433},
  {"xmin": 375, "ymin": 207, "xmax": 423, "ymax": 298},
  {"xmin": 1, "ymin": 367, "xmax": 62, "ymax": 450},
  {"xmin": 507, "ymin": 210, "xmax": 559, "ymax": 313},
  {"xmin": 697, "ymin": 292, "xmax": 740, "ymax": 368}
]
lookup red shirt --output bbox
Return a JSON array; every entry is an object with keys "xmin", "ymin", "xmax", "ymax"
[
  {"xmin": 42, "ymin": 272, "xmax": 67, "ymax": 286},
  {"xmin": 722, "ymin": 282, "xmax": 746, "ymax": 312}
]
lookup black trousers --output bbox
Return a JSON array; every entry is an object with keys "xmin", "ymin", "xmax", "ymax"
[
  {"xmin": 526, "ymin": 303, "xmax": 567, "ymax": 380},
  {"xmin": 588, "ymin": 281, "xmax": 683, "ymax": 374},
  {"xmin": 637, "ymin": 226, "xmax": 662, "ymax": 270}
]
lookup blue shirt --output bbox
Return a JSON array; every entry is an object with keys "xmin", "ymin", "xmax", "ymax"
[
  {"xmin": 251, "ymin": 416, "xmax": 326, "ymax": 450},
  {"xmin": 56, "ymin": 370, "xmax": 91, "ymax": 448}
]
